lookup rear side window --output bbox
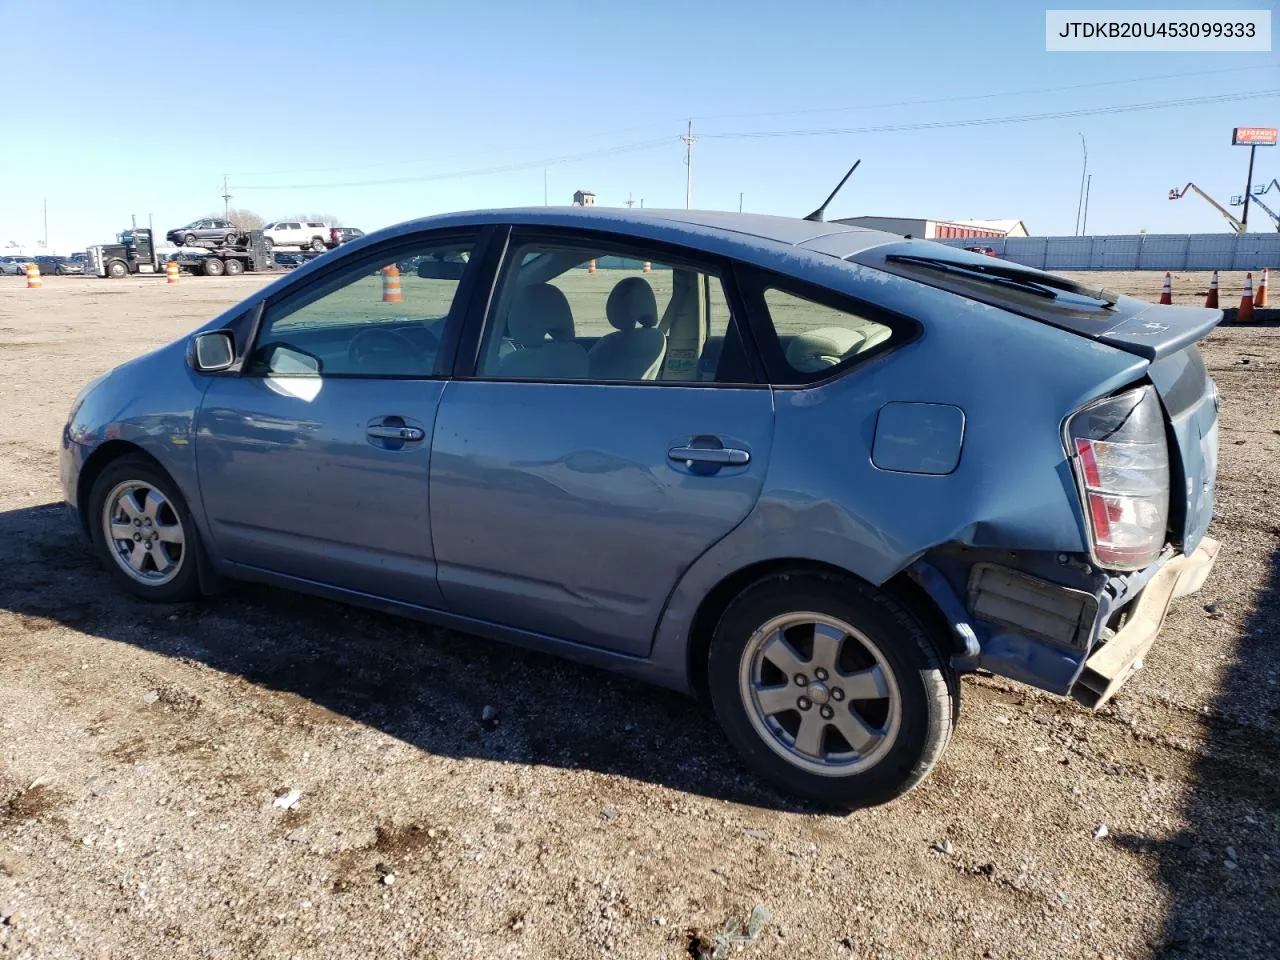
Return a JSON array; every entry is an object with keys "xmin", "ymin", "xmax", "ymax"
[
  {"xmin": 763, "ymin": 288, "xmax": 894, "ymax": 377},
  {"xmin": 735, "ymin": 270, "xmax": 909, "ymax": 385}
]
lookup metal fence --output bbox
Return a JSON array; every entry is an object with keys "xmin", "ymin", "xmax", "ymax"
[{"xmin": 931, "ymin": 232, "xmax": 1280, "ymax": 271}]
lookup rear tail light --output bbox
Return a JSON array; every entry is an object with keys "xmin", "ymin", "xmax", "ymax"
[{"xmin": 1066, "ymin": 385, "xmax": 1169, "ymax": 571}]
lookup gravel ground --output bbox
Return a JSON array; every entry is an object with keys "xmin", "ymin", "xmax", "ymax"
[{"xmin": 0, "ymin": 273, "xmax": 1277, "ymax": 960}]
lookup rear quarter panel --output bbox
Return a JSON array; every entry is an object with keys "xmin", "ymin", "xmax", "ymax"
[{"xmin": 648, "ymin": 260, "xmax": 1150, "ymax": 688}]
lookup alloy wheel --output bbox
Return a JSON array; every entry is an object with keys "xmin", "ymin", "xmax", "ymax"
[
  {"xmin": 100, "ymin": 481, "xmax": 186, "ymax": 585},
  {"xmin": 739, "ymin": 612, "xmax": 902, "ymax": 776}
]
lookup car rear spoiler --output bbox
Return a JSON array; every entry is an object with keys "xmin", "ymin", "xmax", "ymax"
[{"xmin": 852, "ymin": 242, "xmax": 1224, "ymax": 362}]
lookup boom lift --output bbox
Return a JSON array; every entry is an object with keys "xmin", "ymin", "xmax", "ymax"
[{"xmin": 1168, "ymin": 183, "xmax": 1245, "ymax": 233}]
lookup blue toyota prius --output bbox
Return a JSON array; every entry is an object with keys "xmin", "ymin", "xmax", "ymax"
[{"xmin": 61, "ymin": 207, "xmax": 1221, "ymax": 806}]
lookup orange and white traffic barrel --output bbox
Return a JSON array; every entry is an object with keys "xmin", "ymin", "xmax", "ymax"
[
  {"xmin": 382, "ymin": 264, "xmax": 403, "ymax": 303},
  {"xmin": 166, "ymin": 260, "xmax": 180, "ymax": 284},
  {"xmin": 25, "ymin": 263, "xmax": 41, "ymax": 289}
]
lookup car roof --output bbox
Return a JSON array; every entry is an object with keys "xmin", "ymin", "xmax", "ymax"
[{"xmin": 381, "ymin": 207, "xmax": 905, "ymax": 263}]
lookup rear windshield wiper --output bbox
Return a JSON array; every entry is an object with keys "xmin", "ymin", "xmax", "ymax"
[{"xmin": 884, "ymin": 254, "xmax": 1119, "ymax": 307}]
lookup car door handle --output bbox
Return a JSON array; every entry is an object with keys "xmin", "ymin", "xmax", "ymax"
[
  {"xmin": 367, "ymin": 424, "xmax": 425, "ymax": 442},
  {"xmin": 668, "ymin": 445, "xmax": 750, "ymax": 466}
]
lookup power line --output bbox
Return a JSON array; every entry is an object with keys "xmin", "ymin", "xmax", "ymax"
[
  {"xmin": 235, "ymin": 121, "xmax": 679, "ymax": 180},
  {"xmin": 236, "ymin": 137, "xmax": 677, "ymax": 191},
  {"xmin": 230, "ymin": 67, "xmax": 1274, "ymax": 187},
  {"xmin": 232, "ymin": 87, "xmax": 1277, "ymax": 196},
  {"xmin": 691, "ymin": 65, "xmax": 1274, "ymax": 122},
  {"xmin": 704, "ymin": 89, "xmax": 1280, "ymax": 139}
]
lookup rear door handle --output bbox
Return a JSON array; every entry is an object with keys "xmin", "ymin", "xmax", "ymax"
[
  {"xmin": 367, "ymin": 424, "xmax": 425, "ymax": 442},
  {"xmin": 668, "ymin": 445, "xmax": 750, "ymax": 466}
]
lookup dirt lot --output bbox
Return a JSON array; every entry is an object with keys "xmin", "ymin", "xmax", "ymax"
[{"xmin": 0, "ymin": 272, "xmax": 1277, "ymax": 960}]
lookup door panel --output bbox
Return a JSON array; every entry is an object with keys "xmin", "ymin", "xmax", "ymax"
[
  {"xmin": 429, "ymin": 381, "xmax": 774, "ymax": 655},
  {"xmin": 196, "ymin": 377, "xmax": 446, "ymax": 606}
]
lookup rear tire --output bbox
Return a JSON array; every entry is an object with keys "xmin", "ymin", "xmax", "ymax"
[
  {"xmin": 223, "ymin": 258, "xmax": 244, "ymax": 276},
  {"xmin": 707, "ymin": 571, "xmax": 956, "ymax": 808},
  {"xmin": 88, "ymin": 455, "xmax": 202, "ymax": 603},
  {"xmin": 224, "ymin": 233, "xmax": 237, "ymax": 245},
  {"xmin": 203, "ymin": 257, "xmax": 225, "ymax": 277},
  {"xmin": 310, "ymin": 237, "xmax": 325, "ymax": 252},
  {"xmin": 262, "ymin": 237, "xmax": 274, "ymax": 252}
]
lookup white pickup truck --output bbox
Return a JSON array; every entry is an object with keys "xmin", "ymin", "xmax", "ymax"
[{"xmin": 261, "ymin": 220, "xmax": 330, "ymax": 251}]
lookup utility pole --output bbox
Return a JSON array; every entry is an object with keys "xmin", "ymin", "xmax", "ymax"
[
  {"xmin": 639, "ymin": 198, "xmax": 644, "ymax": 209},
  {"xmin": 738, "ymin": 192, "xmax": 743, "ymax": 213},
  {"xmin": 1074, "ymin": 133, "xmax": 1087, "ymax": 236},
  {"xmin": 1242, "ymin": 143, "xmax": 1257, "ymax": 230},
  {"xmin": 543, "ymin": 167, "xmax": 548, "ymax": 206},
  {"xmin": 222, "ymin": 174, "xmax": 232, "ymax": 222},
  {"xmin": 681, "ymin": 119, "xmax": 696, "ymax": 210},
  {"xmin": 1082, "ymin": 175, "xmax": 1092, "ymax": 235},
  {"xmin": 625, "ymin": 192, "xmax": 634, "ymax": 208}
]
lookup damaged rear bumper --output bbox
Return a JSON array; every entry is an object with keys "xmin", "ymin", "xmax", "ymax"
[
  {"xmin": 1071, "ymin": 536, "xmax": 1220, "ymax": 708},
  {"xmin": 910, "ymin": 536, "xmax": 1221, "ymax": 707}
]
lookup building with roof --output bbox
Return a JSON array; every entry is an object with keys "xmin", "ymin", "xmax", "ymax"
[
  {"xmin": 572, "ymin": 190, "xmax": 596, "ymax": 207},
  {"xmin": 833, "ymin": 216, "xmax": 1029, "ymax": 239}
]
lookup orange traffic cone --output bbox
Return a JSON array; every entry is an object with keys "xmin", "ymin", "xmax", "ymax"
[
  {"xmin": 165, "ymin": 260, "xmax": 180, "ymax": 284},
  {"xmin": 1256, "ymin": 267, "xmax": 1269, "ymax": 308},
  {"xmin": 381, "ymin": 264, "xmax": 403, "ymax": 303},
  {"xmin": 1158, "ymin": 272, "xmax": 1172, "ymax": 305},
  {"xmin": 25, "ymin": 263, "xmax": 41, "ymax": 289},
  {"xmin": 1238, "ymin": 272, "xmax": 1254, "ymax": 323},
  {"xmin": 1204, "ymin": 270, "xmax": 1219, "ymax": 308}
]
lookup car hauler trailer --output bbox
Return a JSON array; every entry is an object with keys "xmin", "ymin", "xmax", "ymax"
[{"xmin": 85, "ymin": 228, "xmax": 273, "ymax": 278}]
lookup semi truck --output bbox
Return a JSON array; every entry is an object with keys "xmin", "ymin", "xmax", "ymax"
[{"xmin": 85, "ymin": 228, "xmax": 274, "ymax": 278}]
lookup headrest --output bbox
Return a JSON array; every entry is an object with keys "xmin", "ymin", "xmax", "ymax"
[
  {"xmin": 784, "ymin": 326, "xmax": 866, "ymax": 373},
  {"xmin": 605, "ymin": 276, "xmax": 658, "ymax": 332},
  {"xmin": 507, "ymin": 283, "xmax": 575, "ymax": 344}
]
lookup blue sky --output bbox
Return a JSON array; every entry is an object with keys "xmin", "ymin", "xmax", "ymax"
[{"xmin": 0, "ymin": 0, "xmax": 1276, "ymax": 251}]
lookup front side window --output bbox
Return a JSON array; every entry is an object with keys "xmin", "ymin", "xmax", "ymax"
[
  {"xmin": 246, "ymin": 237, "xmax": 475, "ymax": 378},
  {"xmin": 473, "ymin": 238, "xmax": 750, "ymax": 384}
]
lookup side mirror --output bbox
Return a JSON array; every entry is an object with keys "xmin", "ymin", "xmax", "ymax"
[{"xmin": 192, "ymin": 330, "xmax": 235, "ymax": 372}]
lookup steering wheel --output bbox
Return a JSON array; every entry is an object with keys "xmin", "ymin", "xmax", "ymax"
[{"xmin": 348, "ymin": 328, "xmax": 428, "ymax": 373}]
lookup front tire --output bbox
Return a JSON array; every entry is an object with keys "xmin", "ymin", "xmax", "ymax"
[
  {"xmin": 106, "ymin": 260, "xmax": 128, "ymax": 279},
  {"xmin": 183, "ymin": 233, "xmax": 197, "ymax": 247},
  {"xmin": 88, "ymin": 455, "xmax": 202, "ymax": 603},
  {"xmin": 707, "ymin": 572, "xmax": 956, "ymax": 808}
]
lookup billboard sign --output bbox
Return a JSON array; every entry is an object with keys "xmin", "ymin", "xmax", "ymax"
[{"xmin": 1232, "ymin": 127, "xmax": 1277, "ymax": 146}]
